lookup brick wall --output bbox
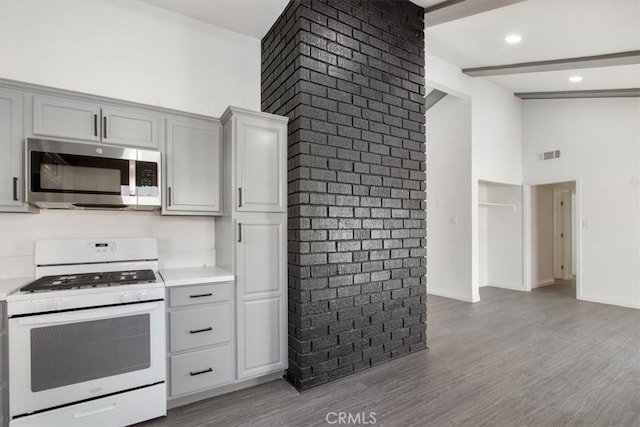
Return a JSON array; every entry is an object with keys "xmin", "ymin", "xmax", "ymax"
[{"xmin": 261, "ymin": 0, "xmax": 426, "ymax": 390}]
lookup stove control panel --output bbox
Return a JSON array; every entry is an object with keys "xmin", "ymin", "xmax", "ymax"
[
  {"xmin": 119, "ymin": 290, "xmax": 149, "ymax": 304},
  {"xmin": 33, "ymin": 298, "xmax": 70, "ymax": 312},
  {"xmin": 88, "ymin": 241, "xmax": 116, "ymax": 253},
  {"xmin": 7, "ymin": 286, "xmax": 165, "ymax": 317}
]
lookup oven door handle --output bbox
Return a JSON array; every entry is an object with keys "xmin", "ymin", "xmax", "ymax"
[{"xmin": 16, "ymin": 302, "xmax": 162, "ymax": 326}]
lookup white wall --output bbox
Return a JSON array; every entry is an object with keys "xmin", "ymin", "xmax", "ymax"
[
  {"xmin": 523, "ymin": 98, "xmax": 640, "ymax": 309},
  {"xmin": 426, "ymin": 95, "xmax": 474, "ymax": 302},
  {"xmin": 426, "ymin": 54, "xmax": 523, "ymax": 185},
  {"xmin": 0, "ymin": 210, "xmax": 216, "ymax": 278},
  {"xmin": 471, "ymin": 78, "xmax": 522, "ymax": 185},
  {"xmin": 0, "ymin": 0, "xmax": 261, "ymax": 117},
  {"xmin": 427, "ymin": 53, "xmax": 523, "ymax": 301},
  {"xmin": 531, "ymin": 185, "xmax": 554, "ymax": 287},
  {"xmin": 0, "ymin": 0, "xmax": 262, "ymax": 279}
]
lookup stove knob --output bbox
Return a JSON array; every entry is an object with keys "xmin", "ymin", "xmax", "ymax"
[
  {"xmin": 119, "ymin": 292, "xmax": 131, "ymax": 303},
  {"xmin": 136, "ymin": 291, "xmax": 147, "ymax": 302}
]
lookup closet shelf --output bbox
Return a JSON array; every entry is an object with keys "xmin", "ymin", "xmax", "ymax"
[{"xmin": 478, "ymin": 202, "xmax": 517, "ymax": 210}]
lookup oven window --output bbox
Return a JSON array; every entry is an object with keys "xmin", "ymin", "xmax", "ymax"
[{"xmin": 30, "ymin": 314, "xmax": 150, "ymax": 392}]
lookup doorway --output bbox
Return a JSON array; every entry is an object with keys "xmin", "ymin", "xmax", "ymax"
[{"xmin": 528, "ymin": 181, "xmax": 577, "ymax": 297}]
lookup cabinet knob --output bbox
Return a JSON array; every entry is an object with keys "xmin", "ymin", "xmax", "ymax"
[{"xmin": 238, "ymin": 187, "xmax": 243, "ymax": 208}]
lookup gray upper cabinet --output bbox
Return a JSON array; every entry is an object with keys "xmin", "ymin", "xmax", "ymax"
[
  {"xmin": 32, "ymin": 95, "xmax": 101, "ymax": 142},
  {"xmin": 165, "ymin": 117, "xmax": 221, "ymax": 214},
  {"xmin": 0, "ymin": 88, "xmax": 26, "ymax": 211},
  {"xmin": 101, "ymin": 106, "xmax": 159, "ymax": 148},
  {"xmin": 235, "ymin": 114, "xmax": 286, "ymax": 213},
  {"xmin": 32, "ymin": 94, "xmax": 160, "ymax": 148}
]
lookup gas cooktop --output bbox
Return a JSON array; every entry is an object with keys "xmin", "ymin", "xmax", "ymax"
[{"xmin": 20, "ymin": 269, "xmax": 157, "ymax": 293}]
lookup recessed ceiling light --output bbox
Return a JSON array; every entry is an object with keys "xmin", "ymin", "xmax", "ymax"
[
  {"xmin": 569, "ymin": 76, "xmax": 583, "ymax": 83},
  {"xmin": 505, "ymin": 34, "xmax": 522, "ymax": 44}
]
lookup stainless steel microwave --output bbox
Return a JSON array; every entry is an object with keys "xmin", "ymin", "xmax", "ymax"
[{"xmin": 26, "ymin": 138, "xmax": 161, "ymax": 210}]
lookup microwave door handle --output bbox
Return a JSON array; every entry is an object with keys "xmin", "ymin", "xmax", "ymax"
[
  {"xmin": 16, "ymin": 302, "xmax": 161, "ymax": 326},
  {"xmin": 129, "ymin": 160, "xmax": 136, "ymax": 197}
]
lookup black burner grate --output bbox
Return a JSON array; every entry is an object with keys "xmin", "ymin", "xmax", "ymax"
[{"xmin": 21, "ymin": 269, "xmax": 157, "ymax": 293}]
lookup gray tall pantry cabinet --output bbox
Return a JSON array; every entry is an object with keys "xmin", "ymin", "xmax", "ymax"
[{"xmin": 217, "ymin": 107, "xmax": 289, "ymax": 380}]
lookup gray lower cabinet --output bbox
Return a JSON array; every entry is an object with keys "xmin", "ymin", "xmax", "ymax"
[
  {"xmin": 235, "ymin": 214, "xmax": 287, "ymax": 380},
  {"xmin": 0, "ymin": 88, "xmax": 28, "ymax": 212},
  {"xmin": 32, "ymin": 94, "xmax": 160, "ymax": 148},
  {"xmin": 164, "ymin": 117, "xmax": 221, "ymax": 215},
  {"xmin": 167, "ymin": 282, "xmax": 234, "ymax": 399}
]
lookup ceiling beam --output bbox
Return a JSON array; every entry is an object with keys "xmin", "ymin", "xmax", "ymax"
[
  {"xmin": 424, "ymin": 0, "xmax": 525, "ymax": 27},
  {"xmin": 425, "ymin": 89, "xmax": 448, "ymax": 111},
  {"xmin": 515, "ymin": 88, "xmax": 640, "ymax": 100},
  {"xmin": 463, "ymin": 51, "xmax": 640, "ymax": 77}
]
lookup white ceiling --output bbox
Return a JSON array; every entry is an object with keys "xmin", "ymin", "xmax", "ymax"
[
  {"xmin": 142, "ymin": 0, "xmax": 640, "ymax": 94},
  {"xmin": 488, "ymin": 64, "xmax": 640, "ymax": 93},
  {"xmin": 425, "ymin": 0, "xmax": 640, "ymax": 93},
  {"xmin": 143, "ymin": 0, "xmax": 289, "ymax": 39}
]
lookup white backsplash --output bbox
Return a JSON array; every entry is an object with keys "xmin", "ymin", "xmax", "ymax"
[{"xmin": 0, "ymin": 210, "xmax": 216, "ymax": 279}]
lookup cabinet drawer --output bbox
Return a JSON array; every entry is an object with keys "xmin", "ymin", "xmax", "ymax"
[
  {"xmin": 169, "ymin": 305, "xmax": 231, "ymax": 352},
  {"xmin": 170, "ymin": 346, "xmax": 233, "ymax": 397},
  {"xmin": 169, "ymin": 282, "xmax": 232, "ymax": 307}
]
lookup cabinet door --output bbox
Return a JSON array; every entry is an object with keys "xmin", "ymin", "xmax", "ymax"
[
  {"xmin": 235, "ymin": 116, "xmax": 286, "ymax": 212},
  {"xmin": 101, "ymin": 106, "xmax": 159, "ymax": 148},
  {"xmin": 0, "ymin": 89, "xmax": 24, "ymax": 209},
  {"xmin": 32, "ymin": 95, "xmax": 101, "ymax": 142},
  {"xmin": 236, "ymin": 215, "xmax": 287, "ymax": 379},
  {"xmin": 165, "ymin": 118, "xmax": 221, "ymax": 213}
]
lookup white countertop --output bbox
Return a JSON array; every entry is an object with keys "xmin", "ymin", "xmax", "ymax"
[
  {"xmin": 0, "ymin": 277, "xmax": 31, "ymax": 301},
  {"xmin": 160, "ymin": 266, "xmax": 234, "ymax": 287}
]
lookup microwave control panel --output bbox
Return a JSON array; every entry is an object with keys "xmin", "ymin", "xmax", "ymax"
[{"xmin": 137, "ymin": 162, "xmax": 158, "ymax": 187}]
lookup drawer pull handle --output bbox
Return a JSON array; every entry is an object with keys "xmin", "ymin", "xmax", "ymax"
[
  {"xmin": 189, "ymin": 326, "xmax": 213, "ymax": 334},
  {"xmin": 13, "ymin": 177, "xmax": 19, "ymax": 201},
  {"xmin": 189, "ymin": 293, "xmax": 212, "ymax": 299},
  {"xmin": 190, "ymin": 368, "xmax": 213, "ymax": 376}
]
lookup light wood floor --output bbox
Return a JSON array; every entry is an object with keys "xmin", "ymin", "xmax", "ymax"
[{"xmin": 143, "ymin": 283, "xmax": 640, "ymax": 426}]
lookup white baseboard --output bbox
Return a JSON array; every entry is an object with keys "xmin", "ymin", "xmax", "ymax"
[
  {"xmin": 486, "ymin": 280, "xmax": 526, "ymax": 291},
  {"xmin": 579, "ymin": 293, "xmax": 640, "ymax": 310},
  {"xmin": 532, "ymin": 278, "xmax": 555, "ymax": 288},
  {"xmin": 427, "ymin": 287, "xmax": 477, "ymax": 302}
]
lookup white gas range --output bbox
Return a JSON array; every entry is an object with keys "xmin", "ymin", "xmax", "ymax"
[{"xmin": 6, "ymin": 238, "xmax": 166, "ymax": 427}]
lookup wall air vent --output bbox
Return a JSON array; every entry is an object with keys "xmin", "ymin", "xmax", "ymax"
[{"xmin": 538, "ymin": 150, "xmax": 561, "ymax": 161}]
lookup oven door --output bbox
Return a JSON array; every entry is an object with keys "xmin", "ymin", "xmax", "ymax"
[{"xmin": 8, "ymin": 301, "xmax": 165, "ymax": 417}]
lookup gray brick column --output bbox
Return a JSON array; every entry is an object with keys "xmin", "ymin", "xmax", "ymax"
[{"xmin": 262, "ymin": 0, "xmax": 426, "ymax": 390}]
